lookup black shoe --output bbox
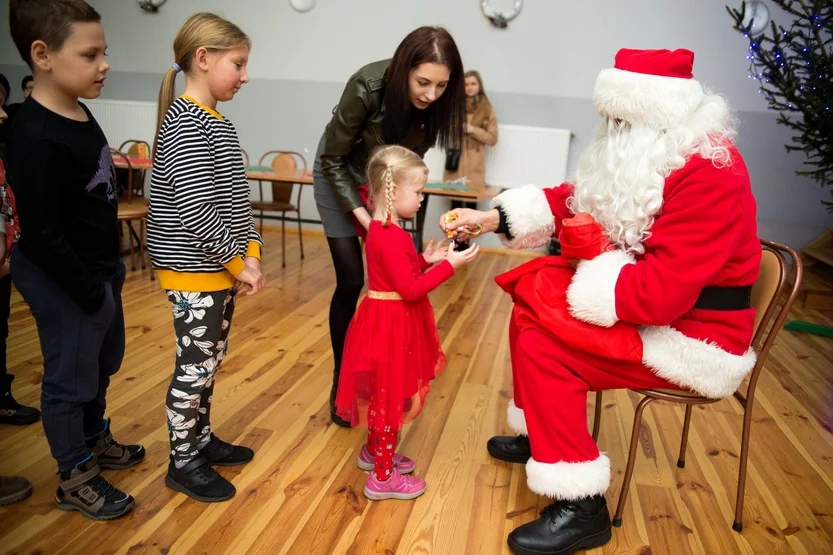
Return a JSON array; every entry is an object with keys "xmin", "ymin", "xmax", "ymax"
[
  {"xmin": 507, "ymin": 496, "xmax": 612, "ymax": 555},
  {"xmin": 55, "ymin": 456, "xmax": 135, "ymax": 520},
  {"xmin": 86, "ymin": 418, "xmax": 145, "ymax": 470},
  {"xmin": 0, "ymin": 374, "xmax": 41, "ymax": 426},
  {"xmin": 0, "ymin": 475, "xmax": 33, "ymax": 506},
  {"xmin": 200, "ymin": 434, "xmax": 254, "ymax": 466},
  {"xmin": 487, "ymin": 435, "xmax": 531, "ymax": 463},
  {"xmin": 330, "ymin": 371, "xmax": 350, "ymax": 428},
  {"xmin": 165, "ymin": 456, "xmax": 236, "ymax": 502}
]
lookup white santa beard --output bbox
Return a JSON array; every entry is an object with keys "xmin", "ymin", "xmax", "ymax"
[
  {"xmin": 569, "ymin": 94, "xmax": 737, "ymax": 254},
  {"xmin": 570, "ymin": 120, "xmax": 677, "ymax": 254}
]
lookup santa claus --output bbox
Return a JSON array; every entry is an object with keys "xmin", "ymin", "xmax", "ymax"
[{"xmin": 441, "ymin": 48, "xmax": 760, "ymax": 555}]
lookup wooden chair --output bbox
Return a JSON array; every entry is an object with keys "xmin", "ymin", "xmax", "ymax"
[
  {"xmin": 118, "ymin": 140, "xmax": 151, "ymax": 199},
  {"xmin": 250, "ymin": 151, "xmax": 306, "ymax": 268},
  {"xmin": 241, "ymin": 148, "xmax": 250, "ymax": 167},
  {"xmin": 111, "ymin": 148, "xmax": 152, "ymax": 279},
  {"xmin": 590, "ymin": 239, "xmax": 802, "ymax": 532}
]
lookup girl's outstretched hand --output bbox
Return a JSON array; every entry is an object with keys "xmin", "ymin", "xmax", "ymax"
[
  {"xmin": 422, "ymin": 237, "xmax": 450, "ymax": 265},
  {"xmin": 446, "ymin": 242, "xmax": 480, "ymax": 270}
]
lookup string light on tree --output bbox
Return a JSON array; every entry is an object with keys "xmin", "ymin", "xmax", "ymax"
[{"xmin": 727, "ymin": 0, "xmax": 833, "ymax": 212}]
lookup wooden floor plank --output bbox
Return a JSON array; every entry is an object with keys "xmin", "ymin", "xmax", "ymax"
[{"xmin": 1, "ymin": 231, "xmax": 832, "ymax": 554}]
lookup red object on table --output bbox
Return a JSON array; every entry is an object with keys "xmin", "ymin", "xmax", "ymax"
[{"xmin": 112, "ymin": 154, "xmax": 152, "ymax": 166}]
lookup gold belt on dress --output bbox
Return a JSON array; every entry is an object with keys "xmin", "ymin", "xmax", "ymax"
[{"xmin": 367, "ymin": 290, "xmax": 402, "ymax": 301}]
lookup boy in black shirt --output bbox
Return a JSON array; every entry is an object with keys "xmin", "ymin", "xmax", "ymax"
[{"xmin": 7, "ymin": 0, "xmax": 143, "ymax": 520}]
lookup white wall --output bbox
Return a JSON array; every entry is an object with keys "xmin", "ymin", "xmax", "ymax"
[
  {"xmin": 2, "ymin": 0, "xmax": 829, "ymax": 247},
  {"xmin": 1, "ymin": 0, "xmax": 770, "ymax": 111}
]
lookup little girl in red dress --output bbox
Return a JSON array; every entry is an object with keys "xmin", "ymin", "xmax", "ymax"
[{"xmin": 335, "ymin": 145, "xmax": 479, "ymax": 501}]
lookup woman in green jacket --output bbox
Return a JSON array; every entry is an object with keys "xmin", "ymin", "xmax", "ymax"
[{"xmin": 313, "ymin": 26, "xmax": 466, "ymax": 426}]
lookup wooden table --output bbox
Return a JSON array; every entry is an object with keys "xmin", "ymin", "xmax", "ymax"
[
  {"xmin": 245, "ymin": 167, "xmax": 314, "ymax": 186},
  {"xmin": 423, "ymin": 183, "xmax": 502, "ymax": 199}
]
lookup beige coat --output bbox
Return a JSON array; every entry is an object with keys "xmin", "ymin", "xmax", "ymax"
[{"xmin": 444, "ymin": 107, "xmax": 498, "ymax": 188}]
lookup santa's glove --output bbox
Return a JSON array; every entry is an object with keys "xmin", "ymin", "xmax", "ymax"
[{"xmin": 558, "ymin": 213, "xmax": 612, "ymax": 260}]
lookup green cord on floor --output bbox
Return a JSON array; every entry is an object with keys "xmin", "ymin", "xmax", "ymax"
[{"xmin": 784, "ymin": 321, "xmax": 833, "ymax": 338}]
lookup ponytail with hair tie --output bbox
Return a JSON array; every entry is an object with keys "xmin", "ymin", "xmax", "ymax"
[{"xmin": 152, "ymin": 12, "xmax": 250, "ymax": 159}]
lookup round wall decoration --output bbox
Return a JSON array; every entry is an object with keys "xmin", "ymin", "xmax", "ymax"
[
  {"xmin": 290, "ymin": 0, "xmax": 316, "ymax": 13},
  {"xmin": 481, "ymin": 0, "xmax": 523, "ymax": 29}
]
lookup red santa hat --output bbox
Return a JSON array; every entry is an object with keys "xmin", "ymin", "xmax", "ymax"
[{"xmin": 593, "ymin": 48, "xmax": 705, "ymax": 129}]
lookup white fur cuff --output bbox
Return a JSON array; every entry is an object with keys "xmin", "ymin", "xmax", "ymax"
[
  {"xmin": 567, "ymin": 250, "xmax": 634, "ymax": 327},
  {"xmin": 526, "ymin": 454, "xmax": 611, "ymax": 500},
  {"xmin": 506, "ymin": 399, "xmax": 528, "ymax": 436},
  {"xmin": 490, "ymin": 185, "xmax": 555, "ymax": 250},
  {"xmin": 640, "ymin": 326, "xmax": 757, "ymax": 399}
]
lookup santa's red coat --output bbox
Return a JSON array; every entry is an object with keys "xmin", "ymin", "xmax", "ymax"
[{"xmin": 492, "ymin": 145, "xmax": 761, "ymax": 399}]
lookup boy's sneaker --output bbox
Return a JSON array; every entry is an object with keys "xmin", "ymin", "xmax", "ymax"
[
  {"xmin": 87, "ymin": 418, "xmax": 145, "ymax": 470},
  {"xmin": 0, "ymin": 374, "xmax": 41, "ymax": 426},
  {"xmin": 357, "ymin": 445, "xmax": 416, "ymax": 474},
  {"xmin": 363, "ymin": 469, "xmax": 427, "ymax": 501},
  {"xmin": 0, "ymin": 475, "xmax": 33, "ymax": 506},
  {"xmin": 200, "ymin": 434, "xmax": 254, "ymax": 466},
  {"xmin": 165, "ymin": 456, "xmax": 236, "ymax": 502},
  {"xmin": 56, "ymin": 456, "xmax": 135, "ymax": 520}
]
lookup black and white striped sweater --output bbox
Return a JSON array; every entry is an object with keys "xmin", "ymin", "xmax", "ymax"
[{"xmin": 148, "ymin": 96, "xmax": 261, "ymax": 292}]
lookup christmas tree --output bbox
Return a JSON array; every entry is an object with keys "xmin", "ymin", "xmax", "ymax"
[{"xmin": 727, "ymin": 0, "xmax": 833, "ymax": 212}]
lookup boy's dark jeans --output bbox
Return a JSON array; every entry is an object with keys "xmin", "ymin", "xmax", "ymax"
[{"xmin": 11, "ymin": 249, "xmax": 126, "ymax": 471}]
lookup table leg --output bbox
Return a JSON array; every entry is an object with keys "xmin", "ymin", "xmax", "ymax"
[{"xmin": 413, "ymin": 194, "xmax": 430, "ymax": 252}]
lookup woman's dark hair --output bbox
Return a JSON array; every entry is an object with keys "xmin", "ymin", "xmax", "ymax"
[
  {"xmin": 0, "ymin": 74, "xmax": 9, "ymax": 105},
  {"xmin": 21, "ymin": 75, "xmax": 33, "ymax": 90},
  {"xmin": 383, "ymin": 26, "xmax": 465, "ymax": 151}
]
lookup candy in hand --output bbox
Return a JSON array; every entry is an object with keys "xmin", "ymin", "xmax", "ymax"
[{"xmin": 444, "ymin": 212, "xmax": 482, "ymax": 242}]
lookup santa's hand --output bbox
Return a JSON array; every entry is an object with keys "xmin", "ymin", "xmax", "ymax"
[{"xmin": 440, "ymin": 208, "xmax": 498, "ymax": 240}]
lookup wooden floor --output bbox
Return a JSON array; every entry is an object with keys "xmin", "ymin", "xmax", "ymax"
[{"xmin": 2, "ymin": 230, "xmax": 833, "ymax": 555}]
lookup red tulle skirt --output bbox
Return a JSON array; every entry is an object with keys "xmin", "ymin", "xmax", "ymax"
[
  {"xmin": 495, "ymin": 213, "xmax": 643, "ymax": 364},
  {"xmin": 335, "ymin": 296, "xmax": 445, "ymax": 431}
]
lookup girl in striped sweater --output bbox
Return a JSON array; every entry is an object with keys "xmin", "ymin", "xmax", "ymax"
[{"xmin": 148, "ymin": 12, "xmax": 264, "ymax": 503}]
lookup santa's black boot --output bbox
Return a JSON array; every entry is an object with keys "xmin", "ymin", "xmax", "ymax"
[
  {"xmin": 507, "ymin": 495, "xmax": 612, "ymax": 555},
  {"xmin": 486, "ymin": 435, "xmax": 531, "ymax": 463}
]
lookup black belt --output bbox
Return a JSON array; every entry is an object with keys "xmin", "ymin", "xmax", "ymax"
[{"xmin": 693, "ymin": 286, "xmax": 752, "ymax": 311}]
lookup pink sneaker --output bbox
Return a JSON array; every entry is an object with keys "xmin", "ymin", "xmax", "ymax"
[
  {"xmin": 357, "ymin": 445, "xmax": 416, "ymax": 474},
  {"xmin": 363, "ymin": 469, "xmax": 427, "ymax": 500}
]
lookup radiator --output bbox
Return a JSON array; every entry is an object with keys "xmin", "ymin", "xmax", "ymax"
[
  {"xmin": 83, "ymin": 98, "xmax": 157, "ymax": 152},
  {"xmin": 423, "ymin": 123, "xmax": 572, "ymax": 188}
]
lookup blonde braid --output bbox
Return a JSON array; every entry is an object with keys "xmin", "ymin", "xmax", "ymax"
[{"xmin": 383, "ymin": 166, "xmax": 395, "ymax": 227}]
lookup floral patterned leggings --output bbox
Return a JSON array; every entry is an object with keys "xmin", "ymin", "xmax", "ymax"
[{"xmin": 165, "ymin": 289, "xmax": 235, "ymax": 467}]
